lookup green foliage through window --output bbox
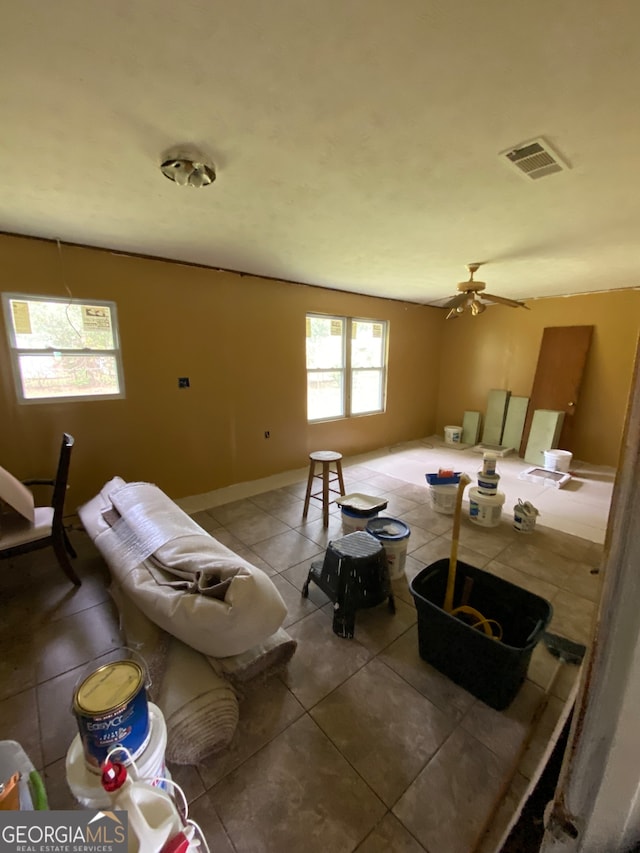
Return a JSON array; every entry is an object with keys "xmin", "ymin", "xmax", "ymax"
[{"xmin": 2, "ymin": 294, "xmax": 125, "ymax": 403}]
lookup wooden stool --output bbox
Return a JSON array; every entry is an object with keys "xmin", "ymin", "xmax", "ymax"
[{"xmin": 302, "ymin": 451, "xmax": 346, "ymax": 527}]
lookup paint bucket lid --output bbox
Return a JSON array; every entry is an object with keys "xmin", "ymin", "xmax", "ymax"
[
  {"xmin": 366, "ymin": 517, "xmax": 410, "ymax": 540},
  {"xmin": 74, "ymin": 660, "xmax": 144, "ymax": 715}
]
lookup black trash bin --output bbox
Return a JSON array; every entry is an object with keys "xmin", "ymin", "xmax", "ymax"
[{"xmin": 410, "ymin": 559, "xmax": 552, "ymax": 710}]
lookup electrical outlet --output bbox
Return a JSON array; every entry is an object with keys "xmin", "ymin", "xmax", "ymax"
[
  {"xmin": 178, "ymin": 377, "xmax": 190, "ymax": 389},
  {"xmin": 264, "ymin": 431, "xmax": 270, "ymax": 439}
]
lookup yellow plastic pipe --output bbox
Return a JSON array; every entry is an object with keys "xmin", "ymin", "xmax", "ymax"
[{"xmin": 444, "ymin": 473, "xmax": 471, "ymax": 613}]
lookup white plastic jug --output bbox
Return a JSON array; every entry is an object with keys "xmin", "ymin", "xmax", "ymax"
[{"xmin": 101, "ymin": 760, "xmax": 190, "ymax": 853}]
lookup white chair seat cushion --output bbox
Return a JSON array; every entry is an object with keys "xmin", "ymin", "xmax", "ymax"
[{"xmin": 0, "ymin": 506, "xmax": 53, "ymax": 549}]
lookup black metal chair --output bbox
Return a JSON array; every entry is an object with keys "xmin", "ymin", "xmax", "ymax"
[{"xmin": 0, "ymin": 433, "xmax": 80, "ymax": 586}]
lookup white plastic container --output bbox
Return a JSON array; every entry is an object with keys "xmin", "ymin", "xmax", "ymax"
[
  {"xmin": 341, "ymin": 506, "xmax": 379, "ymax": 534},
  {"xmin": 101, "ymin": 758, "xmax": 184, "ymax": 853},
  {"xmin": 66, "ymin": 703, "xmax": 169, "ymax": 809},
  {"xmin": 468, "ymin": 487, "xmax": 505, "ymax": 528},
  {"xmin": 543, "ymin": 449, "xmax": 573, "ymax": 473},
  {"xmin": 444, "ymin": 425, "xmax": 463, "ymax": 445},
  {"xmin": 365, "ymin": 517, "xmax": 411, "ymax": 580},
  {"xmin": 476, "ymin": 471, "xmax": 500, "ymax": 496},
  {"xmin": 481, "ymin": 453, "xmax": 497, "ymax": 476},
  {"xmin": 513, "ymin": 500, "xmax": 540, "ymax": 533},
  {"xmin": 429, "ymin": 484, "xmax": 459, "ymax": 514}
]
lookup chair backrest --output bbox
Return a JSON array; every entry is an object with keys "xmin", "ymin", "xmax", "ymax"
[{"xmin": 51, "ymin": 433, "xmax": 74, "ymax": 525}]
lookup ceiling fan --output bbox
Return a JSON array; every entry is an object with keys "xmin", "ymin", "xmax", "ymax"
[{"xmin": 443, "ymin": 263, "xmax": 529, "ymax": 319}]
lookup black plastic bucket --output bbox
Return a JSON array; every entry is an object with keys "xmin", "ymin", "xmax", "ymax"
[{"xmin": 410, "ymin": 559, "xmax": 552, "ymax": 710}]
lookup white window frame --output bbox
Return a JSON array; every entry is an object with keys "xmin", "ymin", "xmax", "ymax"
[
  {"xmin": 306, "ymin": 313, "xmax": 388, "ymax": 423},
  {"xmin": 2, "ymin": 292, "xmax": 125, "ymax": 404}
]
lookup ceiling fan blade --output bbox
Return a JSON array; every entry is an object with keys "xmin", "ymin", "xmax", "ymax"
[
  {"xmin": 482, "ymin": 292, "xmax": 529, "ymax": 309},
  {"xmin": 445, "ymin": 307, "xmax": 460, "ymax": 320},
  {"xmin": 442, "ymin": 292, "xmax": 470, "ymax": 309}
]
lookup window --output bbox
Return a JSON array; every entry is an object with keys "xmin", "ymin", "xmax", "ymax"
[
  {"xmin": 306, "ymin": 313, "xmax": 387, "ymax": 421},
  {"xmin": 2, "ymin": 293, "xmax": 125, "ymax": 403}
]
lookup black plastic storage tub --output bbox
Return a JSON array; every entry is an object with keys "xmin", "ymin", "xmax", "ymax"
[{"xmin": 410, "ymin": 559, "xmax": 552, "ymax": 710}]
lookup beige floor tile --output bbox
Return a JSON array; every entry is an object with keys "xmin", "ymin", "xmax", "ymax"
[
  {"xmin": 271, "ymin": 573, "xmax": 321, "ymax": 628},
  {"xmin": 328, "ymin": 595, "xmax": 416, "ymax": 656},
  {"xmin": 356, "ymin": 813, "xmax": 427, "ymax": 852},
  {"xmin": 0, "ymin": 629, "xmax": 37, "ymax": 700},
  {"xmin": 393, "ymin": 727, "xmax": 510, "ymax": 853},
  {"xmin": 38, "ymin": 664, "xmax": 88, "ymax": 765},
  {"xmin": 280, "ymin": 556, "xmax": 331, "ymax": 608},
  {"xmin": 0, "ymin": 687, "xmax": 43, "ymax": 770},
  {"xmin": 460, "ymin": 680, "xmax": 545, "ymax": 762},
  {"xmin": 484, "ymin": 560, "xmax": 560, "ymax": 603},
  {"xmin": 209, "ymin": 715, "xmax": 386, "ymax": 853},
  {"xmin": 548, "ymin": 589, "xmax": 596, "ymax": 646},
  {"xmin": 379, "ymin": 626, "xmax": 476, "ymax": 719},
  {"xmin": 33, "ymin": 601, "xmax": 122, "ymax": 683},
  {"xmin": 311, "ymin": 658, "xmax": 455, "ymax": 806},
  {"xmin": 403, "ymin": 522, "xmax": 438, "ymax": 554},
  {"xmin": 402, "ymin": 504, "xmax": 454, "ymax": 536},
  {"xmin": 281, "ymin": 611, "xmax": 373, "ymax": 709},
  {"xmin": 198, "ymin": 677, "xmax": 305, "ymax": 789},
  {"xmin": 409, "ymin": 537, "xmax": 492, "ymax": 570},
  {"xmin": 183, "ymin": 791, "xmax": 236, "ymax": 853},
  {"xmin": 250, "ymin": 528, "xmax": 324, "ymax": 570},
  {"xmin": 224, "ymin": 508, "xmax": 291, "ymax": 546},
  {"xmin": 497, "ymin": 541, "xmax": 575, "ymax": 586},
  {"xmin": 294, "ymin": 511, "xmax": 346, "ymax": 548}
]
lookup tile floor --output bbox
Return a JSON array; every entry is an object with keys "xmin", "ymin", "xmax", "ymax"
[{"xmin": 0, "ymin": 438, "xmax": 614, "ymax": 853}]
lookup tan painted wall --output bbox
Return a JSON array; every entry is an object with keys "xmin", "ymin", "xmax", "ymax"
[
  {"xmin": 0, "ymin": 234, "xmax": 443, "ymax": 508},
  {"xmin": 435, "ymin": 291, "xmax": 640, "ymax": 467}
]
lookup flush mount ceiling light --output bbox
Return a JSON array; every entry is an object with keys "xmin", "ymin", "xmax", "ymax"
[{"xmin": 160, "ymin": 158, "xmax": 216, "ymax": 188}]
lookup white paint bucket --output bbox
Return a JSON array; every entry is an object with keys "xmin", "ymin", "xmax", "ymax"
[
  {"xmin": 66, "ymin": 703, "xmax": 169, "ymax": 808},
  {"xmin": 429, "ymin": 484, "xmax": 459, "ymax": 514},
  {"xmin": 444, "ymin": 425, "xmax": 463, "ymax": 445},
  {"xmin": 513, "ymin": 501, "xmax": 540, "ymax": 533},
  {"xmin": 365, "ymin": 517, "xmax": 411, "ymax": 580},
  {"xmin": 476, "ymin": 471, "xmax": 500, "ymax": 496},
  {"xmin": 341, "ymin": 506, "xmax": 379, "ymax": 534},
  {"xmin": 469, "ymin": 487, "xmax": 505, "ymax": 528},
  {"xmin": 543, "ymin": 449, "xmax": 573, "ymax": 473}
]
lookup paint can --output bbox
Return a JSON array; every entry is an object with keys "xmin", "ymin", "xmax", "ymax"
[
  {"xmin": 543, "ymin": 449, "xmax": 572, "ymax": 473},
  {"xmin": 481, "ymin": 453, "xmax": 497, "ymax": 476},
  {"xmin": 341, "ymin": 506, "xmax": 379, "ymax": 534},
  {"xmin": 444, "ymin": 425, "xmax": 463, "ymax": 445},
  {"xmin": 66, "ymin": 703, "xmax": 170, "ymax": 808},
  {"xmin": 468, "ymin": 487, "xmax": 505, "ymax": 528},
  {"xmin": 513, "ymin": 500, "xmax": 540, "ymax": 533},
  {"xmin": 365, "ymin": 517, "xmax": 411, "ymax": 580},
  {"xmin": 73, "ymin": 659, "xmax": 150, "ymax": 774},
  {"xmin": 476, "ymin": 471, "xmax": 500, "ymax": 496}
]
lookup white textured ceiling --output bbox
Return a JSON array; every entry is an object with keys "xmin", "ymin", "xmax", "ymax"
[{"xmin": 2, "ymin": 0, "xmax": 640, "ymax": 305}]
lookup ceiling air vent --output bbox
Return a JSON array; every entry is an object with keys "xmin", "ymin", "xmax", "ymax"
[{"xmin": 500, "ymin": 137, "xmax": 569, "ymax": 180}]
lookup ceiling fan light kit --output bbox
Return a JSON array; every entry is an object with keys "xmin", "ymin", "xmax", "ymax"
[{"xmin": 443, "ymin": 263, "xmax": 529, "ymax": 319}]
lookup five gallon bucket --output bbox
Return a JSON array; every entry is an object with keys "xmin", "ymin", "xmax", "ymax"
[
  {"xmin": 366, "ymin": 517, "xmax": 411, "ymax": 580},
  {"xmin": 543, "ymin": 449, "xmax": 572, "ymax": 473},
  {"xmin": 66, "ymin": 702, "xmax": 169, "ymax": 808},
  {"xmin": 341, "ymin": 506, "xmax": 379, "ymax": 534},
  {"xmin": 469, "ymin": 487, "xmax": 505, "ymax": 528},
  {"xmin": 428, "ymin": 484, "xmax": 458, "ymax": 515},
  {"xmin": 444, "ymin": 425, "xmax": 462, "ymax": 445}
]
